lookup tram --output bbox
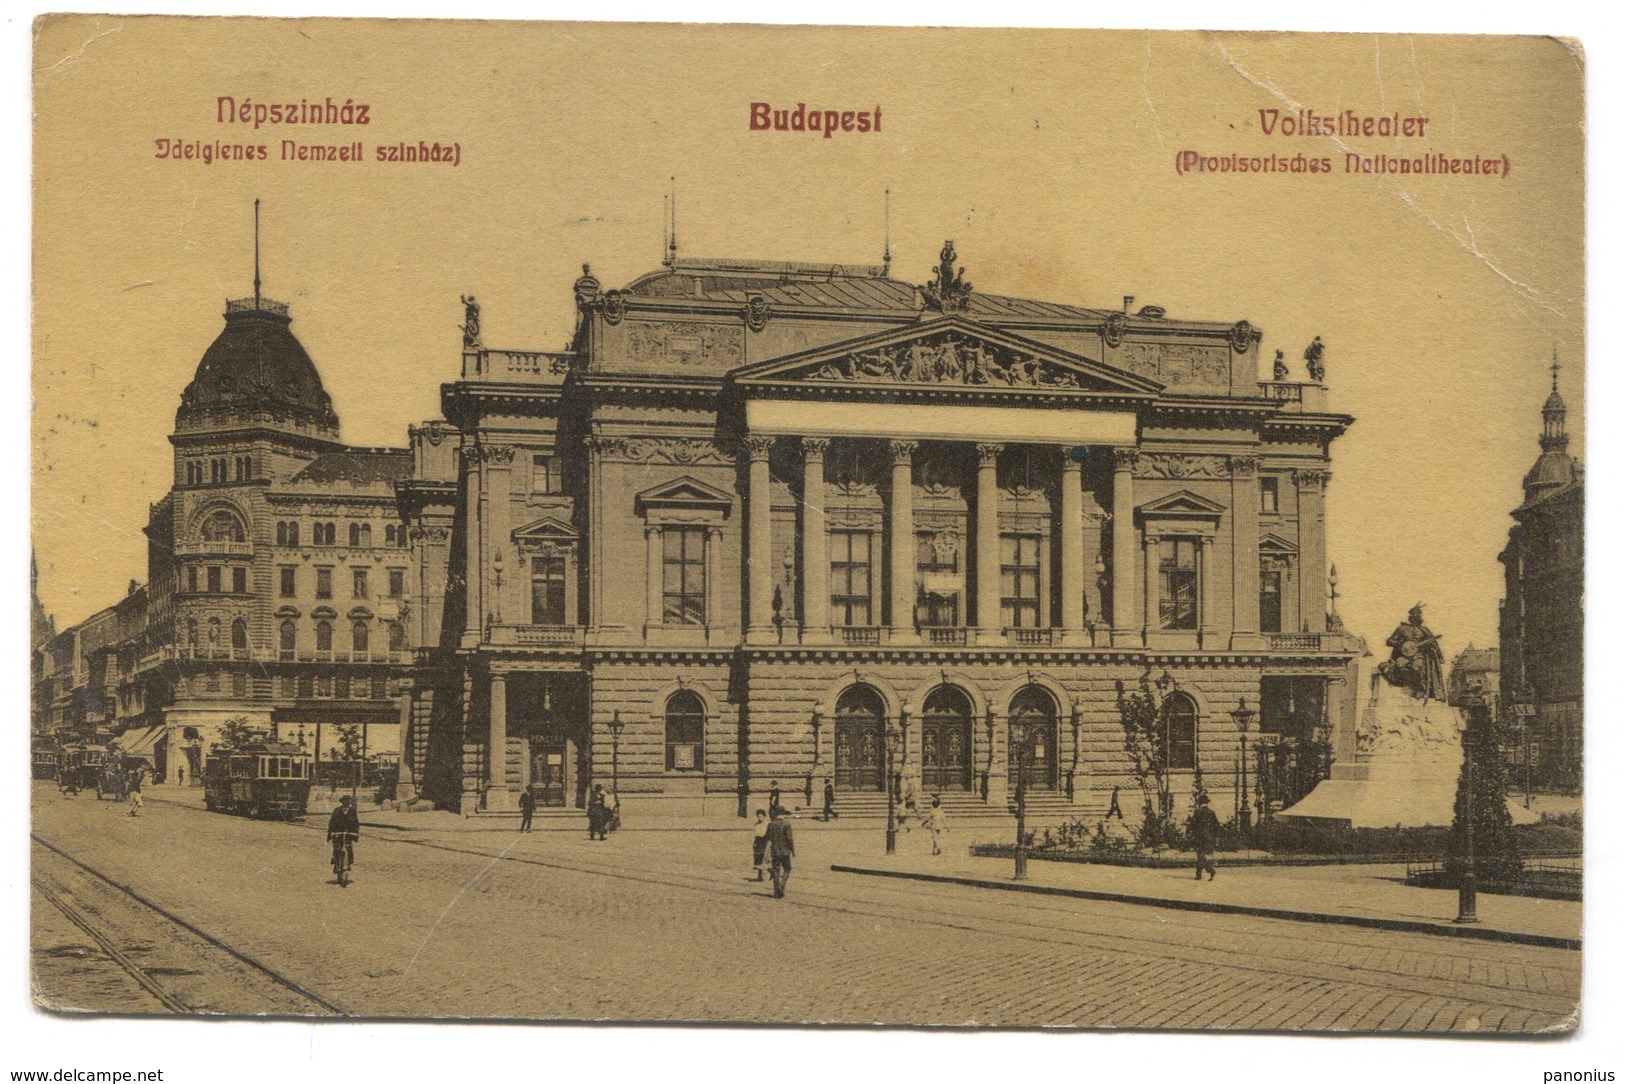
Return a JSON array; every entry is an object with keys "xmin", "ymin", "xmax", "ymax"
[
  {"xmin": 56, "ymin": 744, "xmax": 109, "ymax": 796},
  {"xmin": 202, "ymin": 740, "xmax": 313, "ymax": 819},
  {"xmin": 32, "ymin": 744, "xmax": 59, "ymax": 780}
]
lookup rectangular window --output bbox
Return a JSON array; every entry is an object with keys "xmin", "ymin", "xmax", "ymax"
[
  {"xmin": 1259, "ymin": 477, "xmax": 1279, "ymax": 514},
  {"xmin": 352, "ymin": 568, "xmax": 369, "ymax": 599},
  {"xmin": 661, "ymin": 527, "xmax": 706, "ymax": 626},
  {"xmin": 1259, "ymin": 565, "xmax": 1283, "ymax": 633},
  {"xmin": 316, "ymin": 568, "xmax": 332, "ymax": 599},
  {"xmin": 316, "ymin": 675, "xmax": 333, "ymax": 698},
  {"xmin": 532, "ymin": 454, "xmax": 557, "ymax": 495},
  {"xmin": 280, "ymin": 675, "xmax": 296, "ymax": 699},
  {"xmin": 186, "ymin": 566, "xmax": 198, "ymax": 593},
  {"xmin": 388, "ymin": 569, "xmax": 405, "ymax": 598},
  {"xmin": 915, "ymin": 533, "xmax": 961, "ymax": 627},
  {"xmin": 530, "ymin": 555, "xmax": 567, "ymax": 625},
  {"xmin": 279, "ymin": 566, "xmax": 296, "ymax": 598},
  {"xmin": 372, "ymin": 676, "xmax": 389, "ymax": 699},
  {"xmin": 829, "ymin": 530, "xmax": 873, "ymax": 626},
  {"xmin": 1158, "ymin": 538, "xmax": 1200, "ymax": 630},
  {"xmin": 1000, "ymin": 533, "xmax": 1042, "ymax": 628},
  {"xmin": 206, "ymin": 566, "xmax": 222, "ymax": 594},
  {"xmin": 335, "ymin": 674, "xmax": 350, "ymax": 699},
  {"xmin": 232, "ymin": 672, "xmax": 248, "ymax": 697},
  {"xmin": 232, "ymin": 567, "xmax": 247, "ymax": 594},
  {"xmin": 297, "ymin": 673, "xmax": 314, "ymax": 699}
]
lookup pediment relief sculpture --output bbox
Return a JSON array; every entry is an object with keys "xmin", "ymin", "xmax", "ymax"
[{"xmin": 807, "ymin": 333, "xmax": 1085, "ymax": 389}]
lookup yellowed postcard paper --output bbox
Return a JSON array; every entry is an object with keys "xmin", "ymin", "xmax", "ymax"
[{"xmin": 31, "ymin": 18, "xmax": 1583, "ymax": 1030}]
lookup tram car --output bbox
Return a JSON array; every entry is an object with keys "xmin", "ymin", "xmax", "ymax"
[
  {"xmin": 56, "ymin": 744, "xmax": 109, "ymax": 796},
  {"xmin": 32, "ymin": 745, "xmax": 59, "ymax": 780},
  {"xmin": 203, "ymin": 741, "xmax": 313, "ymax": 819}
]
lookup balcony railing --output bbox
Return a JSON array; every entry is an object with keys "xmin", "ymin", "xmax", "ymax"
[
  {"xmin": 837, "ymin": 626, "xmax": 882, "ymax": 646},
  {"xmin": 924, "ymin": 627, "xmax": 969, "ymax": 646},
  {"xmin": 1269, "ymin": 633, "xmax": 1322, "ymax": 652},
  {"xmin": 174, "ymin": 540, "xmax": 255, "ymax": 557},
  {"xmin": 470, "ymin": 349, "xmax": 578, "ymax": 382},
  {"xmin": 485, "ymin": 624, "xmax": 586, "ymax": 648},
  {"xmin": 1257, "ymin": 381, "xmax": 1328, "ymax": 412},
  {"xmin": 1010, "ymin": 628, "xmax": 1060, "ymax": 646}
]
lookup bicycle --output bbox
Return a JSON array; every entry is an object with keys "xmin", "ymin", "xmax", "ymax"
[{"xmin": 330, "ymin": 831, "xmax": 357, "ymax": 887}]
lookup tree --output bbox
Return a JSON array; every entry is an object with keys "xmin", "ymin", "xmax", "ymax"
[
  {"xmin": 214, "ymin": 716, "xmax": 261, "ymax": 752},
  {"xmin": 1445, "ymin": 692, "xmax": 1521, "ymax": 885},
  {"xmin": 1116, "ymin": 674, "xmax": 1178, "ymax": 848}
]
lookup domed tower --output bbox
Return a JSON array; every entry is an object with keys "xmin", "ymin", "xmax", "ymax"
[
  {"xmin": 1522, "ymin": 354, "xmax": 1578, "ymax": 501},
  {"xmin": 175, "ymin": 295, "xmax": 339, "ymax": 442}
]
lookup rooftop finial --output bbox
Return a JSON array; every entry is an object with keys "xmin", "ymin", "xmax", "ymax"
[
  {"xmin": 1551, "ymin": 346, "xmax": 1561, "ymax": 392},
  {"xmin": 665, "ymin": 176, "xmax": 678, "ymax": 268},
  {"xmin": 882, "ymin": 188, "xmax": 892, "ymax": 277},
  {"xmin": 253, "ymin": 197, "xmax": 261, "ymax": 308}
]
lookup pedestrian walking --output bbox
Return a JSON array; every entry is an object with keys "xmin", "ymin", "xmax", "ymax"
[
  {"xmin": 768, "ymin": 779, "xmax": 783, "ymax": 817},
  {"xmin": 922, "ymin": 794, "xmax": 948, "ymax": 855},
  {"xmin": 751, "ymin": 808, "xmax": 770, "ymax": 880},
  {"xmin": 126, "ymin": 768, "xmax": 144, "ymax": 817},
  {"xmin": 518, "ymin": 787, "xmax": 535, "ymax": 833},
  {"xmin": 1190, "ymin": 793, "xmax": 1220, "ymax": 881},
  {"xmin": 587, "ymin": 784, "xmax": 609, "ymax": 840},
  {"xmin": 176, "ymin": 765, "xmax": 185, "ymax": 788},
  {"xmin": 764, "ymin": 806, "xmax": 795, "ymax": 898},
  {"xmin": 821, "ymin": 778, "xmax": 839, "ymax": 821}
]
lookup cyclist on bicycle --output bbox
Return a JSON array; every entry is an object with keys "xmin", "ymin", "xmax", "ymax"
[{"xmin": 327, "ymin": 795, "xmax": 360, "ymax": 880}]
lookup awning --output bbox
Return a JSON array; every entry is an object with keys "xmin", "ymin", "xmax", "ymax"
[{"xmin": 115, "ymin": 725, "xmax": 166, "ymax": 759}]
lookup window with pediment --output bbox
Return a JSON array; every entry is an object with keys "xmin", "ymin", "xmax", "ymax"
[
  {"xmin": 634, "ymin": 477, "xmax": 730, "ymax": 632},
  {"xmin": 512, "ymin": 516, "xmax": 581, "ymax": 627}
]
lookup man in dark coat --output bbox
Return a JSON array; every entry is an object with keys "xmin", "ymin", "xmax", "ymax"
[
  {"xmin": 1190, "ymin": 793, "xmax": 1220, "ymax": 881},
  {"xmin": 587, "ymin": 784, "xmax": 609, "ymax": 840},
  {"xmin": 518, "ymin": 787, "xmax": 535, "ymax": 833},
  {"xmin": 822, "ymin": 778, "xmax": 839, "ymax": 821},
  {"xmin": 764, "ymin": 808, "xmax": 796, "ymax": 898},
  {"xmin": 327, "ymin": 795, "xmax": 361, "ymax": 872}
]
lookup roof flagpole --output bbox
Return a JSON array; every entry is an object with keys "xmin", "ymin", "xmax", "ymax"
[
  {"xmin": 253, "ymin": 197, "xmax": 262, "ymax": 308},
  {"xmin": 667, "ymin": 176, "xmax": 678, "ymax": 267},
  {"xmin": 882, "ymin": 188, "xmax": 892, "ymax": 277}
]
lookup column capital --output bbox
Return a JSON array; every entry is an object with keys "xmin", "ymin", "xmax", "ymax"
[
  {"xmin": 1293, "ymin": 468, "xmax": 1331, "ymax": 492},
  {"xmin": 473, "ymin": 443, "xmax": 516, "ymax": 465},
  {"xmin": 889, "ymin": 439, "xmax": 920, "ymax": 463},
  {"xmin": 975, "ymin": 442, "xmax": 1004, "ymax": 464},
  {"xmin": 1229, "ymin": 455, "xmax": 1259, "ymax": 478},
  {"xmin": 744, "ymin": 435, "xmax": 777, "ymax": 461},
  {"xmin": 800, "ymin": 436, "xmax": 830, "ymax": 459},
  {"xmin": 1112, "ymin": 447, "xmax": 1140, "ymax": 472},
  {"xmin": 1060, "ymin": 447, "xmax": 1084, "ymax": 473}
]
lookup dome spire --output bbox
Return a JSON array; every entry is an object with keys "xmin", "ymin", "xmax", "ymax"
[
  {"xmin": 1541, "ymin": 347, "xmax": 1569, "ymax": 454},
  {"xmin": 253, "ymin": 197, "xmax": 262, "ymax": 308}
]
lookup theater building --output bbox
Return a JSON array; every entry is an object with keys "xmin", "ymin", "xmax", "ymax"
[{"xmin": 401, "ymin": 243, "xmax": 1362, "ymax": 820}]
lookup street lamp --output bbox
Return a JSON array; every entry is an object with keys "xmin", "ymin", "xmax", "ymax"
[
  {"xmin": 1230, "ymin": 697, "xmax": 1257, "ymax": 830},
  {"xmin": 491, "ymin": 547, "xmax": 505, "ymax": 626},
  {"xmin": 609, "ymin": 709, "xmax": 624, "ymax": 810},
  {"xmin": 884, "ymin": 723, "xmax": 901, "ymax": 855},
  {"xmin": 1455, "ymin": 685, "xmax": 1482, "ymax": 925},
  {"xmin": 1013, "ymin": 734, "xmax": 1032, "ymax": 881}
]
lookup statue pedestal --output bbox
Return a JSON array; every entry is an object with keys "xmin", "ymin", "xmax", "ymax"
[{"xmin": 1281, "ymin": 676, "xmax": 1533, "ymax": 828}]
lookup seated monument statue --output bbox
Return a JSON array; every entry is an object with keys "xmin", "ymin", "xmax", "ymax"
[{"xmin": 1378, "ymin": 603, "xmax": 1446, "ymax": 701}]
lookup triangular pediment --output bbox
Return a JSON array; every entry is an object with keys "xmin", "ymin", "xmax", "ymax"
[
  {"xmin": 1138, "ymin": 489, "xmax": 1227, "ymax": 519},
  {"xmin": 634, "ymin": 475, "xmax": 734, "ymax": 516},
  {"xmin": 1259, "ymin": 532, "xmax": 1298, "ymax": 554},
  {"xmin": 730, "ymin": 315, "xmax": 1162, "ymax": 396},
  {"xmin": 512, "ymin": 516, "xmax": 580, "ymax": 543}
]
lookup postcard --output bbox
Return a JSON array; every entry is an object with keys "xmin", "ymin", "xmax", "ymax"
[{"xmin": 30, "ymin": 17, "xmax": 1583, "ymax": 1033}]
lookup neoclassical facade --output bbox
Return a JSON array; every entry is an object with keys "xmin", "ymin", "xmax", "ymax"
[{"xmin": 400, "ymin": 244, "xmax": 1363, "ymax": 819}]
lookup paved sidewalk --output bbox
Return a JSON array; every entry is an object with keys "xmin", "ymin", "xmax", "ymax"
[{"xmin": 831, "ymin": 846, "xmax": 1581, "ymax": 950}]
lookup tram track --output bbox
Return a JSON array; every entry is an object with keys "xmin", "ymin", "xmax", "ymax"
[{"xmin": 31, "ymin": 833, "xmax": 349, "ymax": 1017}]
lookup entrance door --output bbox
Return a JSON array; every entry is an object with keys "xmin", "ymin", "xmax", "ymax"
[
  {"xmin": 920, "ymin": 686, "xmax": 973, "ymax": 792},
  {"xmin": 833, "ymin": 685, "xmax": 886, "ymax": 791},
  {"xmin": 1008, "ymin": 687, "xmax": 1059, "ymax": 791},
  {"xmin": 530, "ymin": 739, "xmax": 570, "ymax": 807}
]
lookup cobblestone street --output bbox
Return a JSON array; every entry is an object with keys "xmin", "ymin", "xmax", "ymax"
[{"xmin": 29, "ymin": 784, "xmax": 1579, "ymax": 1030}]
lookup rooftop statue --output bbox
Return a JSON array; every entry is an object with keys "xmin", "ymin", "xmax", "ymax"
[{"xmin": 1378, "ymin": 603, "xmax": 1446, "ymax": 702}]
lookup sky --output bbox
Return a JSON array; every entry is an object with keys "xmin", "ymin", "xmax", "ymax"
[{"xmin": 31, "ymin": 23, "xmax": 1583, "ymax": 661}]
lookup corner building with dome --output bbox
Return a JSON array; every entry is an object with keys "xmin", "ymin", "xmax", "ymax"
[{"xmin": 400, "ymin": 243, "xmax": 1365, "ymax": 822}]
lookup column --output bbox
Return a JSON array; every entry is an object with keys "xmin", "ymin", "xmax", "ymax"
[
  {"xmin": 800, "ymin": 438, "xmax": 830, "ymax": 642},
  {"xmin": 1059, "ymin": 450, "xmax": 1085, "ymax": 642},
  {"xmin": 705, "ymin": 526, "xmax": 722, "ymax": 636},
  {"xmin": 644, "ymin": 527, "xmax": 662, "ymax": 630},
  {"xmin": 1142, "ymin": 533, "xmax": 1159, "ymax": 641},
  {"xmin": 461, "ymin": 446, "xmax": 482, "ymax": 638},
  {"xmin": 394, "ymin": 691, "xmax": 417, "ymax": 803},
  {"xmin": 1110, "ymin": 448, "xmax": 1140, "ymax": 647},
  {"xmin": 975, "ymin": 443, "xmax": 1003, "ymax": 638},
  {"xmin": 888, "ymin": 440, "xmax": 919, "ymax": 643},
  {"xmin": 1229, "ymin": 456, "xmax": 1265, "ymax": 649},
  {"xmin": 1198, "ymin": 535, "xmax": 1217, "ymax": 646},
  {"xmin": 745, "ymin": 436, "xmax": 776, "ymax": 643},
  {"xmin": 1295, "ymin": 469, "xmax": 1330, "ymax": 635},
  {"xmin": 487, "ymin": 672, "xmax": 510, "ymax": 811},
  {"xmin": 485, "ymin": 446, "xmax": 515, "ymax": 625}
]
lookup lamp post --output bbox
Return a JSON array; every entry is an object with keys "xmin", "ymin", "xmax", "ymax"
[
  {"xmin": 884, "ymin": 723, "xmax": 901, "ymax": 855},
  {"xmin": 1013, "ymin": 735, "xmax": 1031, "ymax": 881},
  {"xmin": 1230, "ymin": 697, "xmax": 1257, "ymax": 830},
  {"xmin": 1454, "ymin": 687, "xmax": 1481, "ymax": 925},
  {"xmin": 609, "ymin": 709, "xmax": 624, "ymax": 816},
  {"xmin": 1512, "ymin": 699, "xmax": 1535, "ymax": 809},
  {"xmin": 491, "ymin": 547, "xmax": 504, "ymax": 626}
]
